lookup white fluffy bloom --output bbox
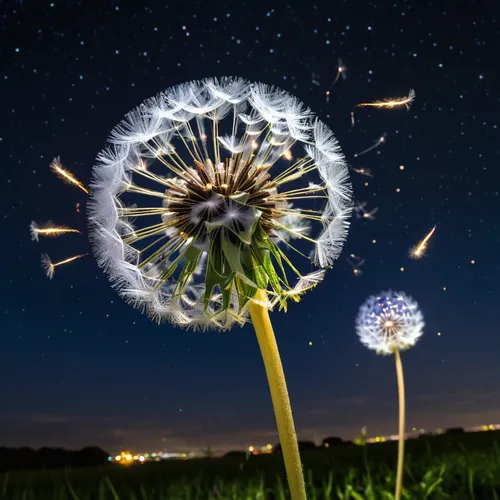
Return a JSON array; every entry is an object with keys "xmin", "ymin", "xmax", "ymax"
[
  {"xmin": 88, "ymin": 77, "xmax": 352, "ymax": 330},
  {"xmin": 355, "ymin": 290, "xmax": 425, "ymax": 355}
]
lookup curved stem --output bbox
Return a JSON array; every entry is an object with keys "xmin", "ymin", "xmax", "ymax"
[
  {"xmin": 394, "ymin": 348, "xmax": 406, "ymax": 500},
  {"xmin": 248, "ymin": 289, "xmax": 307, "ymax": 500}
]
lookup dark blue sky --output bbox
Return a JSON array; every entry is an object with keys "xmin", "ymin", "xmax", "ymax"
[{"xmin": 1, "ymin": 0, "xmax": 499, "ymax": 456}]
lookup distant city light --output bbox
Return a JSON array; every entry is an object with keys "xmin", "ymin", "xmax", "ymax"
[
  {"xmin": 111, "ymin": 450, "xmax": 198, "ymax": 465},
  {"xmin": 108, "ymin": 424, "xmax": 500, "ymax": 465}
]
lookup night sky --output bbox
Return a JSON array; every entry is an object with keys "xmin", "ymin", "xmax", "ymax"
[{"xmin": 1, "ymin": 1, "xmax": 499, "ymax": 456}]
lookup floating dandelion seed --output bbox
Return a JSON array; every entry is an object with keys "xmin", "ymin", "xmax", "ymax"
[
  {"xmin": 50, "ymin": 156, "xmax": 89, "ymax": 194},
  {"xmin": 356, "ymin": 290, "xmax": 424, "ymax": 500},
  {"xmin": 362, "ymin": 207, "xmax": 378, "ymax": 220},
  {"xmin": 34, "ymin": 77, "xmax": 353, "ymax": 500},
  {"xmin": 31, "ymin": 159, "xmax": 89, "ymax": 272},
  {"xmin": 409, "ymin": 225, "xmax": 436, "ymax": 259},
  {"xmin": 30, "ymin": 221, "xmax": 81, "ymax": 242},
  {"xmin": 41, "ymin": 253, "xmax": 87, "ymax": 279},
  {"xmin": 350, "ymin": 111, "xmax": 355, "ymax": 131},
  {"xmin": 347, "ymin": 253, "xmax": 365, "ymax": 277},
  {"xmin": 325, "ymin": 58, "xmax": 347, "ymax": 103},
  {"xmin": 354, "ymin": 134, "xmax": 386, "ymax": 158},
  {"xmin": 349, "ymin": 165, "xmax": 373, "ymax": 178},
  {"xmin": 356, "ymin": 89, "xmax": 416, "ymax": 110},
  {"xmin": 354, "ymin": 201, "xmax": 378, "ymax": 220}
]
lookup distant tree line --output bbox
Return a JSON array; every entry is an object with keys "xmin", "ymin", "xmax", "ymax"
[
  {"xmin": 0, "ymin": 427, "xmax": 469, "ymax": 470},
  {"xmin": 272, "ymin": 438, "xmax": 350, "ymax": 454},
  {"xmin": 0, "ymin": 446, "xmax": 110, "ymax": 471},
  {"xmin": 224, "ymin": 427, "xmax": 469, "ymax": 457}
]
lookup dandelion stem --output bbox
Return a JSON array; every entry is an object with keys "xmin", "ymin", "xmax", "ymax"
[
  {"xmin": 394, "ymin": 347, "xmax": 406, "ymax": 500},
  {"xmin": 248, "ymin": 289, "xmax": 306, "ymax": 500}
]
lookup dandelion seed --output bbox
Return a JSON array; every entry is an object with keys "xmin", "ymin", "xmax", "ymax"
[
  {"xmin": 354, "ymin": 201, "xmax": 378, "ymax": 220},
  {"xmin": 350, "ymin": 111, "xmax": 355, "ymax": 131},
  {"xmin": 30, "ymin": 221, "xmax": 81, "ymax": 242},
  {"xmin": 362, "ymin": 208, "xmax": 378, "ymax": 220},
  {"xmin": 356, "ymin": 89, "xmax": 416, "ymax": 110},
  {"xmin": 325, "ymin": 58, "xmax": 347, "ymax": 103},
  {"xmin": 349, "ymin": 166, "xmax": 373, "ymax": 178},
  {"xmin": 41, "ymin": 253, "xmax": 86, "ymax": 279},
  {"xmin": 50, "ymin": 157, "xmax": 89, "ymax": 194},
  {"xmin": 354, "ymin": 134, "xmax": 386, "ymax": 158},
  {"xmin": 409, "ymin": 225, "xmax": 436, "ymax": 259},
  {"xmin": 347, "ymin": 253, "xmax": 365, "ymax": 277}
]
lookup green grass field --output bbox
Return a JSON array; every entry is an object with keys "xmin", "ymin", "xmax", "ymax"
[{"xmin": 2, "ymin": 431, "xmax": 500, "ymax": 499}]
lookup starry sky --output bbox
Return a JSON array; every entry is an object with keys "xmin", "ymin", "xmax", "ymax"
[{"xmin": 1, "ymin": 0, "xmax": 499, "ymax": 456}]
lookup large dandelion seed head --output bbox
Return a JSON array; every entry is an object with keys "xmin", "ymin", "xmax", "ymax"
[
  {"xmin": 88, "ymin": 77, "xmax": 352, "ymax": 330},
  {"xmin": 355, "ymin": 290, "xmax": 424, "ymax": 355}
]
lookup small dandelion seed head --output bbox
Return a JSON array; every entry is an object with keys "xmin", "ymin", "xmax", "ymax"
[
  {"xmin": 87, "ymin": 77, "xmax": 352, "ymax": 330},
  {"xmin": 30, "ymin": 221, "xmax": 40, "ymax": 242},
  {"xmin": 41, "ymin": 253, "xmax": 55, "ymax": 279},
  {"xmin": 355, "ymin": 290, "xmax": 424, "ymax": 355}
]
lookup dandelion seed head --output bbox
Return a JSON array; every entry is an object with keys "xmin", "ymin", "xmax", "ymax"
[
  {"xmin": 88, "ymin": 77, "xmax": 352, "ymax": 329},
  {"xmin": 355, "ymin": 290, "xmax": 424, "ymax": 355}
]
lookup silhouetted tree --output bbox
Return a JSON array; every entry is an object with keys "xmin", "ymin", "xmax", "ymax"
[
  {"xmin": 77, "ymin": 447, "xmax": 110, "ymax": 466},
  {"xmin": 0, "ymin": 446, "xmax": 110, "ymax": 472},
  {"xmin": 445, "ymin": 427, "xmax": 464, "ymax": 435},
  {"xmin": 223, "ymin": 450, "xmax": 247, "ymax": 458},
  {"xmin": 322, "ymin": 436, "xmax": 344, "ymax": 447},
  {"xmin": 273, "ymin": 441, "xmax": 316, "ymax": 453},
  {"xmin": 418, "ymin": 432, "xmax": 434, "ymax": 439}
]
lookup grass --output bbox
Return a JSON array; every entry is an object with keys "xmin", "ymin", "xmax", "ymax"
[{"xmin": 2, "ymin": 432, "xmax": 500, "ymax": 499}]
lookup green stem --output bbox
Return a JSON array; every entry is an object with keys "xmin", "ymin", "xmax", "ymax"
[
  {"xmin": 394, "ymin": 348, "xmax": 406, "ymax": 500},
  {"xmin": 248, "ymin": 289, "xmax": 307, "ymax": 500}
]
